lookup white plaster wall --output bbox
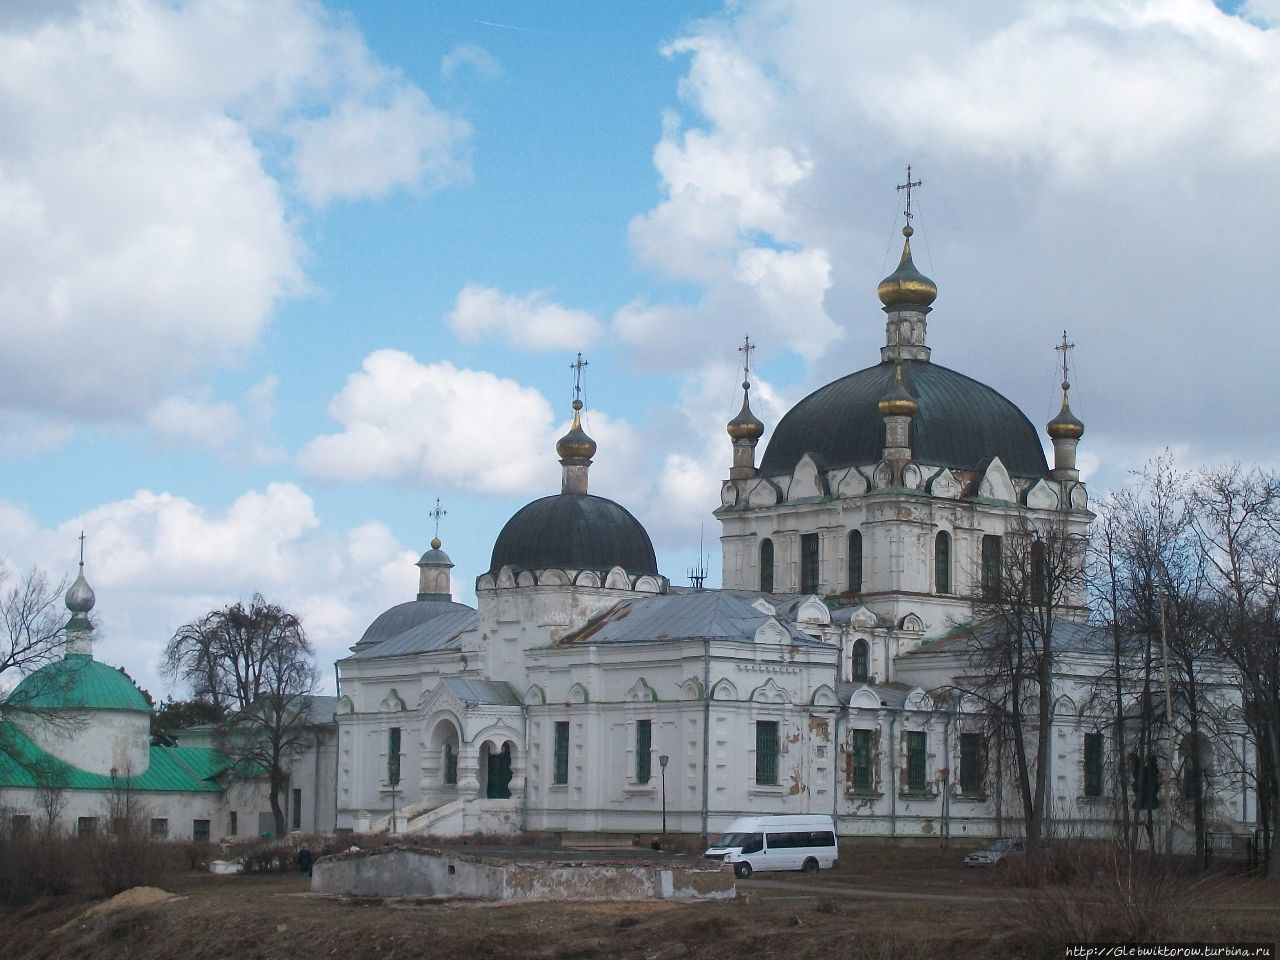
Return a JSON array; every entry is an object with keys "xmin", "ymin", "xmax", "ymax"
[{"xmin": 12, "ymin": 708, "xmax": 150, "ymax": 777}]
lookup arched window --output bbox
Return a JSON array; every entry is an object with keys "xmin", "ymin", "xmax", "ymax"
[
  {"xmin": 851, "ymin": 639, "xmax": 870, "ymax": 681},
  {"xmin": 935, "ymin": 531, "xmax": 951, "ymax": 595},
  {"xmin": 848, "ymin": 530, "xmax": 863, "ymax": 593},
  {"xmin": 760, "ymin": 538, "xmax": 774, "ymax": 594}
]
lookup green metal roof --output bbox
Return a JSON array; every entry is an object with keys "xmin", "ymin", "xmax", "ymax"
[
  {"xmin": 0, "ymin": 724, "xmax": 225, "ymax": 793},
  {"xmin": 8, "ymin": 655, "xmax": 151, "ymax": 712}
]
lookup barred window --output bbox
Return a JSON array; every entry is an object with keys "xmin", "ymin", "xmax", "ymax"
[
  {"xmin": 1084, "ymin": 733, "xmax": 1105, "ymax": 798},
  {"xmin": 756, "ymin": 721, "xmax": 780, "ymax": 785},
  {"xmin": 800, "ymin": 533, "xmax": 820, "ymax": 594},
  {"xmin": 850, "ymin": 728, "xmax": 874, "ymax": 792},
  {"xmin": 387, "ymin": 727, "xmax": 402, "ymax": 786},
  {"xmin": 635, "ymin": 720, "xmax": 652, "ymax": 784},
  {"xmin": 935, "ymin": 531, "xmax": 952, "ymax": 595},
  {"xmin": 851, "ymin": 639, "xmax": 870, "ymax": 682},
  {"xmin": 906, "ymin": 731, "xmax": 928, "ymax": 792},
  {"xmin": 554, "ymin": 721, "xmax": 570, "ymax": 785},
  {"xmin": 959, "ymin": 732, "xmax": 984, "ymax": 794},
  {"xmin": 981, "ymin": 535, "xmax": 1003, "ymax": 599},
  {"xmin": 848, "ymin": 530, "xmax": 863, "ymax": 593}
]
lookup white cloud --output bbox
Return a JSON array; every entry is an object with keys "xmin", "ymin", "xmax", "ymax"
[
  {"xmin": 299, "ymin": 350, "xmax": 560, "ymax": 494},
  {"xmin": 0, "ymin": 0, "xmax": 470, "ymax": 421},
  {"xmin": 441, "ymin": 43, "xmax": 501, "ymax": 80},
  {"xmin": 145, "ymin": 377, "xmax": 283, "ymax": 463},
  {"xmin": 291, "ymin": 86, "xmax": 470, "ymax": 207},
  {"xmin": 0, "ymin": 485, "xmax": 426, "ymax": 697},
  {"xmin": 447, "ymin": 285, "xmax": 602, "ymax": 351},
  {"xmin": 621, "ymin": 0, "xmax": 1280, "ymax": 465}
]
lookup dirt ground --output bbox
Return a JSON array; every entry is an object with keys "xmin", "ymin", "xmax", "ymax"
[{"xmin": 3, "ymin": 844, "xmax": 1277, "ymax": 960}]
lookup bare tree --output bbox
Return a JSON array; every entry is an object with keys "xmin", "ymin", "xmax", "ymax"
[
  {"xmin": 1, "ymin": 564, "xmax": 68, "ymax": 708},
  {"xmin": 1187, "ymin": 463, "xmax": 1280, "ymax": 880},
  {"xmin": 164, "ymin": 597, "xmax": 318, "ymax": 837},
  {"xmin": 954, "ymin": 516, "xmax": 1089, "ymax": 845}
]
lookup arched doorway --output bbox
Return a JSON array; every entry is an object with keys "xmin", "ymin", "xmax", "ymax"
[{"xmin": 480, "ymin": 741, "xmax": 514, "ymax": 799}]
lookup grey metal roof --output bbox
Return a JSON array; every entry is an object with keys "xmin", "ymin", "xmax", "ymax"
[
  {"xmin": 440, "ymin": 677, "xmax": 522, "ymax": 706},
  {"xmin": 908, "ymin": 617, "xmax": 1113, "ymax": 657},
  {"xmin": 838, "ymin": 680, "xmax": 911, "ymax": 709},
  {"xmin": 758, "ymin": 359, "xmax": 1051, "ymax": 480},
  {"xmin": 305, "ymin": 695, "xmax": 340, "ymax": 724},
  {"xmin": 560, "ymin": 590, "xmax": 828, "ymax": 647},
  {"xmin": 354, "ymin": 598, "xmax": 475, "ymax": 649},
  {"xmin": 489, "ymin": 492, "xmax": 657, "ymax": 576},
  {"xmin": 345, "ymin": 609, "xmax": 478, "ymax": 661}
]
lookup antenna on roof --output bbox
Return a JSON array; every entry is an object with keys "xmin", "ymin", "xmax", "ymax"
[{"xmin": 687, "ymin": 524, "xmax": 708, "ymax": 591}]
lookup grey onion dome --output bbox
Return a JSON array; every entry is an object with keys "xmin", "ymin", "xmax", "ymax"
[{"xmin": 65, "ymin": 566, "xmax": 96, "ymax": 614}]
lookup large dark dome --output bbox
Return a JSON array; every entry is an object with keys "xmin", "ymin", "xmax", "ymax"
[
  {"xmin": 489, "ymin": 493, "xmax": 658, "ymax": 576},
  {"xmin": 356, "ymin": 598, "xmax": 474, "ymax": 648},
  {"xmin": 759, "ymin": 360, "xmax": 1050, "ymax": 479}
]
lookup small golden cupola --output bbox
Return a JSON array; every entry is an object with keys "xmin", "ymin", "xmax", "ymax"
[
  {"xmin": 1047, "ymin": 331, "xmax": 1085, "ymax": 481},
  {"xmin": 877, "ymin": 224, "xmax": 938, "ymax": 310},
  {"xmin": 877, "ymin": 361, "xmax": 919, "ymax": 418},
  {"xmin": 727, "ymin": 336, "xmax": 766, "ymax": 480},
  {"xmin": 879, "ymin": 168, "xmax": 937, "ymax": 363},
  {"xmin": 557, "ymin": 353, "xmax": 596, "ymax": 495}
]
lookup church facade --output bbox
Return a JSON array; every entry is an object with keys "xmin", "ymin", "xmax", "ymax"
[{"xmin": 333, "ymin": 224, "xmax": 1254, "ymax": 844}]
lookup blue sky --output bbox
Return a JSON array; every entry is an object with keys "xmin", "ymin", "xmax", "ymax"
[{"xmin": 2, "ymin": 0, "xmax": 1279, "ymax": 697}]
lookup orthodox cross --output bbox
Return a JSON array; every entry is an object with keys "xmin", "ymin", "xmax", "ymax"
[
  {"xmin": 738, "ymin": 335, "xmax": 755, "ymax": 386},
  {"xmin": 896, "ymin": 165, "xmax": 923, "ymax": 222},
  {"xmin": 429, "ymin": 498, "xmax": 446, "ymax": 540},
  {"xmin": 78, "ymin": 530, "xmax": 86, "ymax": 567},
  {"xmin": 570, "ymin": 352, "xmax": 589, "ymax": 404},
  {"xmin": 1056, "ymin": 330, "xmax": 1075, "ymax": 394}
]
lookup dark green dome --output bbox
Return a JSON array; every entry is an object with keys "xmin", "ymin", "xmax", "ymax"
[
  {"xmin": 10, "ymin": 655, "xmax": 150, "ymax": 712},
  {"xmin": 489, "ymin": 493, "xmax": 658, "ymax": 576},
  {"xmin": 759, "ymin": 360, "xmax": 1050, "ymax": 479}
]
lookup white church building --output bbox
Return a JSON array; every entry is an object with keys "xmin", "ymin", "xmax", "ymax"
[{"xmin": 332, "ymin": 223, "xmax": 1255, "ymax": 844}]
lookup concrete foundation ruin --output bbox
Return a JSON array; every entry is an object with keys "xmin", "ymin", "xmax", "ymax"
[{"xmin": 311, "ymin": 846, "xmax": 735, "ymax": 901}]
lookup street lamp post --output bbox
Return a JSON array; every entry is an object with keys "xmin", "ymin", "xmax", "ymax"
[{"xmin": 659, "ymin": 754, "xmax": 669, "ymax": 838}]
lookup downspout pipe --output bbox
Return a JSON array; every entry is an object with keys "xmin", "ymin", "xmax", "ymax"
[
  {"xmin": 888, "ymin": 710, "xmax": 898, "ymax": 839},
  {"xmin": 333, "ymin": 661, "xmax": 341, "ymax": 832},
  {"xmin": 521, "ymin": 702, "xmax": 531, "ymax": 831},
  {"xmin": 832, "ymin": 626, "xmax": 843, "ymax": 824},
  {"xmin": 701, "ymin": 637, "xmax": 711, "ymax": 846}
]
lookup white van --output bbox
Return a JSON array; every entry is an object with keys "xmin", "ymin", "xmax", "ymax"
[{"xmin": 704, "ymin": 814, "xmax": 838, "ymax": 878}]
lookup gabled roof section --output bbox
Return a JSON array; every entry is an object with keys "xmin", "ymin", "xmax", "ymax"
[
  {"xmin": 345, "ymin": 609, "xmax": 478, "ymax": 661},
  {"xmin": 0, "ymin": 723, "xmax": 225, "ymax": 792},
  {"xmin": 559, "ymin": 590, "xmax": 828, "ymax": 647},
  {"xmin": 439, "ymin": 678, "xmax": 522, "ymax": 707}
]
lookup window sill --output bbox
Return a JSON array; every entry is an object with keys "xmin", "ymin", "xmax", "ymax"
[
  {"xmin": 623, "ymin": 784, "xmax": 656, "ymax": 796},
  {"xmin": 549, "ymin": 783, "xmax": 569, "ymax": 792},
  {"xmin": 952, "ymin": 792, "xmax": 988, "ymax": 803},
  {"xmin": 846, "ymin": 789, "xmax": 883, "ymax": 799},
  {"xmin": 899, "ymin": 790, "xmax": 937, "ymax": 800},
  {"xmin": 1076, "ymin": 795, "xmax": 1110, "ymax": 804},
  {"xmin": 750, "ymin": 784, "xmax": 787, "ymax": 796}
]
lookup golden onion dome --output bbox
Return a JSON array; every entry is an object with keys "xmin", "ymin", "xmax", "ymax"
[
  {"xmin": 726, "ymin": 384, "xmax": 765, "ymax": 441},
  {"xmin": 877, "ymin": 226, "xmax": 938, "ymax": 308},
  {"xmin": 556, "ymin": 400, "xmax": 598, "ymax": 461},
  {"xmin": 878, "ymin": 363, "xmax": 918, "ymax": 417},
  {"xmin": 1047, "ymin": 392, "xmax": 1085, "ymax": 440}
]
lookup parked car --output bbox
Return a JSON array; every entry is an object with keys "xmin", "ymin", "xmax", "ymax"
[{"xmin": 963, "ymin": 838, "xmax": 1026, "ymax": 867}]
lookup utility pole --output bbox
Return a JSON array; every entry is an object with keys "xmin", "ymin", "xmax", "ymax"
[{"xmin": 1160, "ymin": 594, "xmax": 1175, "ymax": 856}]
